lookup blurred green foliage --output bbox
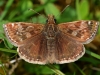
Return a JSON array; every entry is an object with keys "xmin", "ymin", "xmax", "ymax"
[{"xmin": 0, "ymin": 0, "xmax": 100, "ymax": 75}]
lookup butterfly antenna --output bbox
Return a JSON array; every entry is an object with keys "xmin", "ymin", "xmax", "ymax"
[
  {"xmin": 56, "ymin": 5, "xmax": 69, "ymax": 19},
  {"xmin": 28, "ymin": 8, "xmax": 42, "ymax": 16},
  {"xmin": 28, "ymin": 9, "xmax": 45, "ymax": 22}
]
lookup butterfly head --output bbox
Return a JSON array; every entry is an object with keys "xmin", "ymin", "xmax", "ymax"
[{"xmin": 46, "ymin": 15, "xmax": 56, "ymax": 24}]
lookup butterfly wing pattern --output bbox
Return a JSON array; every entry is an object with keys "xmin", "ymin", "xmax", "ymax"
[
  {"xmin": 58, "ymin": 21, "xmax": 99, "ymax": 44},
  {"xmin": 3, "ymin": 15, "xmax": 99, "ymax": 64},
  {"xmin": 4, "ymin": 22, "xmax": 44, "ymax": 46}
]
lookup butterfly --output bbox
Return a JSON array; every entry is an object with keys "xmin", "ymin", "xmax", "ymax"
[{"xmin": 3, "ymin": 15, "xmax": 99, "ymax": 64}]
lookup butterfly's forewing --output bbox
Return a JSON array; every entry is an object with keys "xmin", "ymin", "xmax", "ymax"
[
  {"xmin": 58, "ymin": 21, "xmax": 99, "ymax": 44},
  {"xmin": 17, "ymin": 34, "xmax": 48, "ymax": 64},
  {"xmin": 55, "ymin": 33, "xmax": 85, "ymax": 63},
  {"xmin": 3, "ymin": 22, "xmax": 44, "ymax": 46}
]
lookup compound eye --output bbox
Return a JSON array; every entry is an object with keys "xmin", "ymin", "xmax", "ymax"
[
  {"xmin": 54, "ymin": 19, "xmax": 56, "ymax": 23},
  {"xmin": 46, "ymin": 20, "xmax": 48, "ymax": 23}
]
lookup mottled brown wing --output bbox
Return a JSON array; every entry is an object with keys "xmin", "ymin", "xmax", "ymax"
[
  {"xmin": 3, "ymin": 22, "xmax": 44, "ymax": 46},
  {"xmin": 17, "ymin": 33, "xmax": 48, "ymax": 64},
  {"xmin": 58, "ymin": 20, "xmax": 99, "ymax": 44},
  {"xmin": 55, "ymin": 33, "xmax": 85, "ymax": 64}
]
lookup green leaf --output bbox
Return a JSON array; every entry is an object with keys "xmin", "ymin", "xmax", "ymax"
[
  {"xmin": 24, "ymin": 62, "xmax": 64, "ymax": 75},
  {"xmin": 0, "ymin": 48, "xmax": 17, "ymax": 53},
  {"xmin": 76, "ymin": 0, "xmax": 89, "ymax": 20},
  {"xmin": 0, "ymin": 61, "xmax": 6, "ymax": 75},
  {"xmin": 24, "ymin": 63, "xmax": 55, "ymax": 74},
  {"xmin": 80, "ymin": 56, "xmax": 100, "ymax": 65},
  {"xmin": 0, "ymin": 0, "xmax": 14, "ymax": 20},
  {"xmin": 10, "ymin": 2, "xmax": 48, "ymax": 21},
  {"xmin": 59, "ymin": 7, "xmax": 77, "ymax": 23},
  {"xmin": 32, "ymin": 15, "xmax": 46, "ymax": 24},
  {"xmin": 86, "ymin": 50, "xmax": 100, "ymax": 60},
  {"xmin": 19, "ymin": 0, "xmax": 33, "ymax": 12},
  {"xmin": 47, "ymin": 64, "xmax": 64, "ymax": 75},
  {"xmin": 44, "ymin": 3, "xmax": 60, "ymax": 18},
  {"xmin": 73, "ymin": 63, "xmax": 86, "ymax": 75},
  {"xmin": 8, "ymin": 10, "xmax": 18, "ymax": 20},
  {"xmin": 0, "ymin": 0, "xmax": 5, "ymax": 6}
]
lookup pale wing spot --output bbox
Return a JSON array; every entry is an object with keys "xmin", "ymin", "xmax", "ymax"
[
  {"xmin": 63, "ymin": 58, "xmax": 66, "ymax": 60},
  {"xmin": 19, "ymin": 38, "xmax": 23, "ymax": 42},
  {"xmin": 11, "ymin": 23, "xmax": 15, "ymax": 27},
  {"xmin": 37, "ymin": 59, "xmax": 39, "ymax": 61},
  {"xmin": 71, "ymin": 31, "xmax": 77, "ymax": 36},
  {"xmin": 88, "ymin": 21, "xmax": 93, "ymax": 25},
  {"xmin": 27, "ymin": 26, "xmax": 34, "ymax": 29},
  {"xmin": 68, "ymin": 58, "xmax": 71, "ymax": 60},
  {"xmin": 25, "ymin": 32, "xmax": 32, "ymax": 38},
  {"xmin": 18, "ymin": 23, "xmax": 21, "ymax": 26}
]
